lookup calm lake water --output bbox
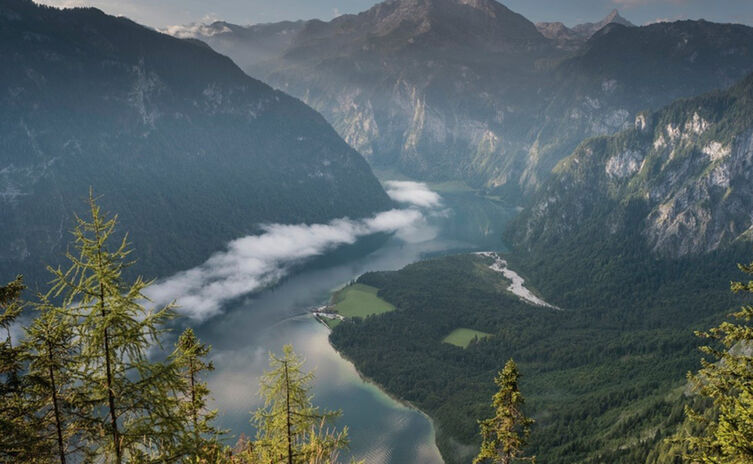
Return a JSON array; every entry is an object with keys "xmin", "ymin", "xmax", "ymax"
[{"xmin": 185, "ymin": 188, "xmax": 516, "ymax": 463}]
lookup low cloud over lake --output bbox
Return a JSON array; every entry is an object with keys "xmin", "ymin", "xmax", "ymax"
[{"xmin": 146, "ymin": 182, "xmax": 442, "ymax": 321}]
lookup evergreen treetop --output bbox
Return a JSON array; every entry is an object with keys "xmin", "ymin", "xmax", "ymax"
[
  {"xmin": 47, "ymin": 191, "xmax": 181, "ymax": 463},
  {"xmin": 678, "ymin": 258, "xmax": 753, "ymax": 463},
  {"xmin": 474, "ymin": 359, "xmax": 535, "ymax": 464},
  {"xmin": 247, "ymin": 344, "xmax": 349, "ymax": 464}
]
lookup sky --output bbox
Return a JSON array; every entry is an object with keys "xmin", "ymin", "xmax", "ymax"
[{"xmin": 36, "ymin": 0, "xmax": 753, "ymax": 29}]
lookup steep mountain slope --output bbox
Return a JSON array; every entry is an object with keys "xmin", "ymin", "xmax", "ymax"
[
  {"xmin": 170, "ymin": 0, "xmax": 561, "ymax": 191},
  {"xmin": 261, "ymin": 0, "xmax": 558, "ymax": 189},
  {"xmin": 0, "ymin": 0, "xmax": 392, "ymax": 283},
  {"xmin": 512, "ymin": 71, "xmax": 753, "ymax": 260},
  {"xmin": 328, "ymin": 72, "xmax": 753, "ymax": 464},
  {"xmin": 520, "ymin": 20, "xmax": 753, "ymax": 193},
  {"xmin": 174, "ymin": 4, "xmax": 753, "ymax": 199}
]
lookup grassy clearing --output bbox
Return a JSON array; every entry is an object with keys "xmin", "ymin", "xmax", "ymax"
[
  {"xmin": 442, "ymin": 328, "xmax": 492, "ymax": 348},
  {"xmin": 332, "ymin": 284, "xmax": 395, "ymax": 318}
]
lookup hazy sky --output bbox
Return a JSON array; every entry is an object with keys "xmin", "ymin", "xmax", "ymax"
[{"xmin": 36, "ymin": 0, "xmax": 753, "ymax": 29}]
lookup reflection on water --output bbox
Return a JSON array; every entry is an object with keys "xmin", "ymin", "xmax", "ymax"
[{"xmin": 183, "ymin": 189, "xmax": 515, "ymax": 464}]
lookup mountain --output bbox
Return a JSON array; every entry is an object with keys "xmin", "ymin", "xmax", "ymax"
[
  {"xmin": 169, "ymin": 0, "xmax": 561, "ymax": 191},
  {"xmin": 0, "ymin": 0, "xmax": 392, "ymax": 283},
  {"xmin": 520, "ymin": 20, "xmax": 753, "ymax": 194},
  {"xmin": 326, "ymin": 71, "xmax": 753, "ymax": 464},
  {"xmin": 536, "ymin": 9, "xmax": 634, "ymax": 49},
  {"xmin": 512, "ymin": 71, "xmax": 753, "ymax": 260},
  {"xmin": 165, "ymin": 20, "xmax": 307, "ymax": 72},
  {"xmin": 173, "ymin": 4, "xmax": 753, "ymax": 200},
  {"xmin": 571, "ymin": 9, "xmax": 634, "ymax": 38},
  {"xmin": 534, "ymin": 21, "xmax": 582, "ymax": 50}
]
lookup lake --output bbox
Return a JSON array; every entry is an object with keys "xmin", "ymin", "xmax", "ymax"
[{"xmin": 184, "ymin": 185, "xmax": 516, "ymax": 463}]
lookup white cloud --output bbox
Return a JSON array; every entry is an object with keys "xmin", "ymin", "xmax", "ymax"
[
  {"xmin": 384, "ymin": 181, "xmax": 442, "ymax": 209},
  {"xmin": 146, "ymin": 182, "xmax": 442, "ymax": 321},
  {"xmin": 161, "ymin": 15, "xmax": 229, "ymax": 39}
]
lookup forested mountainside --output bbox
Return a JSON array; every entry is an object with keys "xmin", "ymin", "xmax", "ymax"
[
  {"xmin": 522, "ymin": 20, "xmax": 753, "ymax": 193},
  {"xmin": 499, "ymin": 71, "xmax": 753, "ymax": 366},
  {"xmin": 172, "ymin": 0, "xmax": 753, "ymax": 197},
  {"xmin": 0, "ymin": 0, "xmax": 391, "ymax": 283},
  {"xmin": 327, "ymin": 68, "xmax": 753, "ymax": 464},
  {"xmin": 330, "ymin": 251, "xmax": 743, "ymax": 464},
  {"xmin": 511, "ymin": 71, "xmax": 753, "ymax": 261}
]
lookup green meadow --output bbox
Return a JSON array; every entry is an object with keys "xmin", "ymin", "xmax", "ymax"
[
  {"xmin": 442, "ymin": 328, "xmax": 492, "ymax": 348},
  {"xmin": 332, "ymin": 284, "xmax": 395, "ymax": 318}
]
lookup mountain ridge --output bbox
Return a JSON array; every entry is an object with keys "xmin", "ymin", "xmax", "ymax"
[
  {"xmin": 511, "ymin": 71, "xmax": 753, "ymax": 258},
  {"xmin": 0, "ymin": 0, "xmax": 392, "ymax": 283},
  {"xmin": 169, "ymin": 6, "xmax": 753, "ymax": 199},
  {"xmin": 272, "ymin": 0, "xmax": 551, "ymax": 69},
  {"xmin": 536, "ymin": 8, "xmax": 635, "ymax": 49},
  {"xmin": 572, "ymin": 8, "xmax": 634, "ymax": 36}
]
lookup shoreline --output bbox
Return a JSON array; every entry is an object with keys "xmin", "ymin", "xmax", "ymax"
[
  {"xmin": 305, "ymin": 287, "xmax": 445, "ymax": 463},
  {"xmin": 323, "ymin": 323, "xmax": 445, "ymax": 463},
  {"xmin": 306, "ymin": 295, "xmax": 439, "ymax": 427}
]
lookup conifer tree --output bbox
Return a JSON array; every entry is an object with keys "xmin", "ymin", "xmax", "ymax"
[
  {"xmin": 24, "ymin": 293, "xmax": 86, "ymax": 464},
  {"xmin": 677, "ymin": 257, "xmax": 753, "ymax": 463},
  {"xmin": 0, "ymin": 275, "xmax": 40, "ymax": 462},
  {"xmin": 48, "ymin": 191, "xmax": 182, "ymax": 463},
  {"xmin": 474, "ymin": 359, "xmax": 535, "ymax": 464},
  {"xmin": 171, "ymin": 327, "xmax": 224, "ymax": 461},
  {"xmin": 248, "ymin": 345, "xmax": 349, "ymax": 464}
]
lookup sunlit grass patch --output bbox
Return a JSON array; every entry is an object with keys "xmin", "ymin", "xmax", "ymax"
[
  {"xmin": 332, "ymin": 283, "xmax": 395, "ymax": 318},
  {"xmin": 442, "ymin": 328, "xmax": 492, "ymax": 348}
]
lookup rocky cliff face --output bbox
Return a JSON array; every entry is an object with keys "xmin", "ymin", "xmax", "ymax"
[
  {"xmin": 520, "ymin": 20, "xmax": 753, "ymax": 196},
  {"xmin": 0, "ymin": 0, "xmax": 392, "ymax": 282},
  {"xmin": 264, "ymin": 0, "xmax": 556, "ymax": 188},
  {"xmin": 169, "ymin": 0, "xmax": 558, "ymax": 192},
  {"xmin": 511, "ymin": 73, "xmax": 753, "ymax": 258},
  {"xmin": 172, "ymin": 0, "xmax": 753, "ymax": 200}
]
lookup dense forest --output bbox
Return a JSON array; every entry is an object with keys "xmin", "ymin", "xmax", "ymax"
[{"xmin": 330, "ymin": 237, "xmax": 752, "ymax": 463}]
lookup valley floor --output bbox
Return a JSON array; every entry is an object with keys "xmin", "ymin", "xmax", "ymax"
[{"xmin": 328, "ymin": 249, "xmax": 742, "ymax": 464}]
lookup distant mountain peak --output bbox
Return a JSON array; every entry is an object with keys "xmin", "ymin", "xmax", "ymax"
[
  {"xmin": 163, "ymin": 21, "xmax": 232, "ymax": 39},
  {"xmin": 454, "ymin": 0, "xmax": 504, "ymax": 16},
  {"xmin": 604, "ymin": 9, "xmax": 634, "ymax": 27},
  {"xmin": 571, "ymin": 9, "xmax": 635, "ymax": 39},
  {"xmin": 537, "ymin": 8, "xmax": 634, "ymax": 48},
  {"xmin": 368, "ymin": 0, "xmax": 520, "ymax": 23},
  {"xmin": 571, "ymin": 9, "xmax": 635, "ymax": 37},
  {"xmin": 287, "ymin": 0, "xmax": 547, "ymax": 54}
]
